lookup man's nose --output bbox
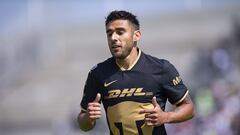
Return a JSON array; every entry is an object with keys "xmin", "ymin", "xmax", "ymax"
[{"xmin": 111, "ymin": 32, "xmax": 118, "ymax": 41}]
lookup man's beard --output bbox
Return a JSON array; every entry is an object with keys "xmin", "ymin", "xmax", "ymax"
[{"xmin": 111, "ymin": 45, "xmax": 133, "ymax": 59}]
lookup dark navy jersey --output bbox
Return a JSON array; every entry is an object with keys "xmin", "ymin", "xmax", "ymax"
[{"xmin": 80, "ymin": 50, "xmax": 188, "ymax": 135}]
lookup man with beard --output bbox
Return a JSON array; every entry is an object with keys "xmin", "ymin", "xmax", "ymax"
[{"xmin": 78, "ymin": 10, "xmax": 195, "ymax": 135}]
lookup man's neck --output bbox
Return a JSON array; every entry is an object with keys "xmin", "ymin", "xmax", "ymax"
[{"xmin": 116, "ymin": 47, "xmax": 139, "ymax": 71}]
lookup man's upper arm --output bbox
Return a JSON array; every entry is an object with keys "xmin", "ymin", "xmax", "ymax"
[
  {"xmin": 80, "ymin": 69, "xmax": 99, "ymax": 111},
  {"xmin": 161, "ymin": 61, "xmax": 188, "ymax": 105},
  {"xmin": 176, "ymin": 94, "xmax": 193, "ymax": 106}
]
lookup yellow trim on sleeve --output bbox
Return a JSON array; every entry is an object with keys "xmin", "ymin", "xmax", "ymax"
[
  {"xmin": 173, "ymin": 90, "xmax": 189, "ymax": 105},
  {"xmin": 81, "ymin": 107, "xmax": 87, "ymax": 112}
]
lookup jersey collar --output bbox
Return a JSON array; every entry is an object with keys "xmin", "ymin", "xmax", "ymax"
[{"xmin": 116, "ymin": 49, "xmax": 142, "ymax": 71}]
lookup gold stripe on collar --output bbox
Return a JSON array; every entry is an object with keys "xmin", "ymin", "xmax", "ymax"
[{"xmin": 117, "ymin": 49, "xmax": 142, "ymax": 71}]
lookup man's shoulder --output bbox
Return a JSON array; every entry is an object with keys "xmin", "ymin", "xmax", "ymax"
[
  {"xmin": 89, "ymin": 57, "xmax": 115, "ymax": 73},
  {"xmin": 142, "ymin": 52, "xmax": 171, "ymax": 69}
]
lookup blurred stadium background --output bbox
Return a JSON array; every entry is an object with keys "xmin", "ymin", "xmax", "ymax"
[{"xmin": 0, "ymin": 0, "xmax": 240, "ymax": 135}]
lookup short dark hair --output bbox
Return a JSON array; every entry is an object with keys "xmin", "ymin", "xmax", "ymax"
[{"xmin": 105, "ymin": 10, "xmax": 140, "ymax": 30}]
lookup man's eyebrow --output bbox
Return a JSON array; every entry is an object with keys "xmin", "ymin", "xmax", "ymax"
[
  {"xmin": 106, "ymin": 27, "xmax": 125, "ymax": 33},
  {"xmin": 115, "ymin": 27, "xmax": 125, "ymax": 31}
]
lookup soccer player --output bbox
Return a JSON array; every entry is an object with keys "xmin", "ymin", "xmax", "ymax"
[{"xmin": 78, "ymin": 10, "xmax": 195, "ymax": 135}]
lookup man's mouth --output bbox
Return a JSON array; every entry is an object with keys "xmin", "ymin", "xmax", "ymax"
[
  {"xmin": 112, "ymin": 44, "xmax": 121, "ymax": 48},
  {"xmin": 111, "ymin": 44, "xmax": 121, "ymax": 52}
]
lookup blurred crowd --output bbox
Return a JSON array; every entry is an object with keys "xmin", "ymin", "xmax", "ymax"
[{"xmin": 166, "ymin": 18, "xmax": 240, "ymax": 135}]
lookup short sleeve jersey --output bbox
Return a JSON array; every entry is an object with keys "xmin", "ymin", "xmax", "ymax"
[{"xmin": 80, "ymin": 50, "xmax": 188, "ymax": 135}]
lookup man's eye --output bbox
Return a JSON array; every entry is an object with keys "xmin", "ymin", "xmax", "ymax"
[
  {"xmin": 107, "ymin": 33, "xmax": 112, "ymax": 37},
  {"xmin": 117, "ymin": 31, "xmax": 124, "ymax": 35}
]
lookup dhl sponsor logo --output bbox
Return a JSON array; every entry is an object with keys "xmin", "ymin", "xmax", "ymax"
[{"xmin": 105, "ymin": 88, "xmax": 152, "ymax": 99}]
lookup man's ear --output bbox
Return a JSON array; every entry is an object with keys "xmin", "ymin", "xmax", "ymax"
[{"xmin": 133, "ymin": 30, "xmax": 141, "ymax": 42}]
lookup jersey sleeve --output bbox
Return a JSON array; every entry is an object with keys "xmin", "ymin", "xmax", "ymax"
[
  {"xmin": 162, "ymin": 62, "xmax": 188, "ymax": 105},
  {"xmin": 80, "ymin": 70, "xmax": 100, "ymax": 112}
]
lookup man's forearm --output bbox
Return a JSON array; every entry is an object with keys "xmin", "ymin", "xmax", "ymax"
[
  {"xmin": 165, "ymin": 95, "xmax": 195, "ymax": 123},
  {"xmin": 78, "ymin": 112, "xmax": 96, "ymax": 131}
]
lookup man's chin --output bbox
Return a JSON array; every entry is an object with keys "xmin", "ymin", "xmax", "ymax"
[{"xmin": 112, "ymin": 54, "xmax": 126, "ymax": 59}]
